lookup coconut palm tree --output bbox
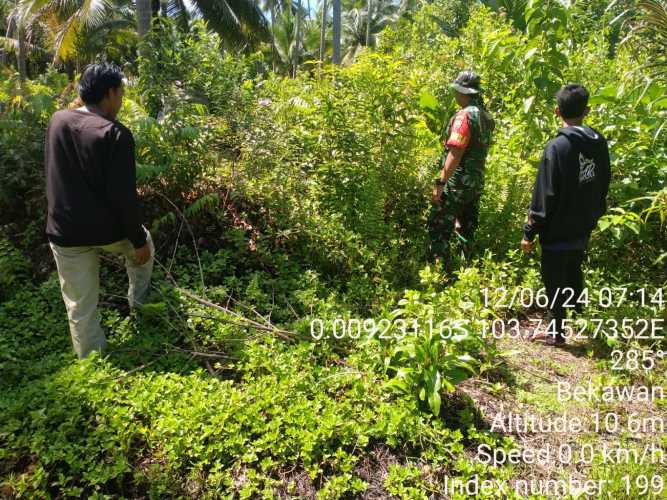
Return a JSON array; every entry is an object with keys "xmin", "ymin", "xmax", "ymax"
[
  {"xmin": 14, "ymin": 0, "xmax": 135, "ymax": 67},
  {"xmin": 136, "ymin": 0, "xmax": 151, "ymax": 36},
  {"xmin": 603, "ymin": 0, "xmax": 667, "ymax": 80},
  {"xmin": 15, "ymin": 15, "xmax": 25, "ymax": 77},
  {"xmin": 331, "ymin": 0, "xmax": 340, "ymax": 63},
  {"xmin": 293, "ymin": 0, "xmax": 301, "ymax": 75},
  {"xmin": 341, "ymin": 0, "xmax": 397, "ymax": 63},
  {"xmin": 318, "ymin": 0, "xmax": 327, "ymax": 65},
  {"xmin": 299, "ymin": 5, "xmax": 321, "ymax": 63},
  {"xmin": 184, "ymin": 0, "xmax": 269, "ymax": 48},
  {"xmin": 160, "ymin": 0, "xmax": 190, "ymax": 31},
  {"xmin": 628, "ymin": 0, "xmax": 667, "ymax": 80},
  {"xmin": 258, "ymin": 0, "xmax": 280, "ymax": 70},
  {"xmin": 272, "ymin": 7, "xmax": 295, "ymax": 71},
  {"xmin": 2, "ymin": 1, "xmax": 33, "ymax": 81},
  {"xmin": 18, "ymin": 0, "xmax": 269, "ymax": 67},
  {"xmin": 272, "ymin": 1, "xmax": 313, "ymax": 74},
  {"xmin": 364, "ymin": 0, "xmax": 370, "ymax": 45}
]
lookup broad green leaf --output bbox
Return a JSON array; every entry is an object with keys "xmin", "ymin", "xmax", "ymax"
[
  {"xmin": 524, "ymin": 96, "xmax": 536, "ymax": 114},
  {"xmin": 428, "ymin": 389, "xmax": 441, "ymax": 416},
  {"xmin": 419, "ymin": 90, "xmax": 439, "ymax": 111}
]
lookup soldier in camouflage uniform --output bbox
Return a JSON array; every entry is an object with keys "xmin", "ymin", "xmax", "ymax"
[{"xmin": 428, "ymin": 70, "xmax": 495, "ymax": 266}]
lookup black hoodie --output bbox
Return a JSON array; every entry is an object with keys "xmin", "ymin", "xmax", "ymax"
[{"xmin": 524, "ymin": 125, "xmax": 611, "ymax": 246}]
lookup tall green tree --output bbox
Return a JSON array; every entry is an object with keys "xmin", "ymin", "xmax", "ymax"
[{"xmin": 482, "ymin": 0, "xmax": 527, "ymax": 31}]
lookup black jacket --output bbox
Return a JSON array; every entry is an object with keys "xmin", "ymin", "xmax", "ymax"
[
  {"xmin": 45, "ymin": 109, "xmax": 146, "ymax": 249},
  {"xmin": 524, "ymin": 125, "xmax": 611, "ymax": 245}
]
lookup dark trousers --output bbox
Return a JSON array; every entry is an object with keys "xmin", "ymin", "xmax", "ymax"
[
  {"xmin": 540, "ymin": 249, "xmax": 585, "ymax": 338},
  {"xmin": 427, "ymin": 189, "xmax": 481, "ymax": 264}
]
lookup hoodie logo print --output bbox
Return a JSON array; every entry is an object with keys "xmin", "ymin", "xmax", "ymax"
[{"xmin": 579, "ymin": 153, "xmax": 596, "ymax": 184}]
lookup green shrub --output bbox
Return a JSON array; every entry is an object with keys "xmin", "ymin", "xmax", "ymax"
[{"xmin": 0, "ymin": 238, "xmax": 30, "ymax": 301}]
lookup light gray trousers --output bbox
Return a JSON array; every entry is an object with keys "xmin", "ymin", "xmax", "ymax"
[{"xmin": 49, "ymin": 228, "xmax": 155, "ymax": 359}]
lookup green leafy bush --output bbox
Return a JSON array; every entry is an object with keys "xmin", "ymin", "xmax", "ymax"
[
  {"xmin": 0, "ymin": 71, "xmax": 67, "ymax": 224},
  {"xmin": 0, "ymin": 238, "xmax": 30, "ymax": 300}
]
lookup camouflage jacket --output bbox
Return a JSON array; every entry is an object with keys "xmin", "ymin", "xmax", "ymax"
[{"xmin": 442, "ymin": 102, "xmax": 495, "ymax": 194}]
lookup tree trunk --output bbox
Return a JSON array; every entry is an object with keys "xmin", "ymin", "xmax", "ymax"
[
  {"xmin": 319, "ymin": 0, "xmax": 327, "ymax": 66},
  {"xmin": 271, "ymin": 4, "xmax": 277, "ymax": 72},
  {"xmin": 17, "ymin": 22, "xmax": 27, "ymax": 82},
  {"xmin": 0, "ymin": 22, "xmax": 11, "ymax": 67},
  {"xmin": 365, "ymin": 0, "xmax": 372, "ymax": 47},
  {"xmin": 136, "ymin": 0, "xmax": 152, "ymax": 37},
  {"xmin": 332, "ymin": 0, "xmax": 341, "ymax": 64},
  {"xmin": 293, "ymin": 0, "xmax": 301, "ymax": 77},
  {"xmin": 65, "ymin": 60, "xmax": 75, "ymax": 81}
]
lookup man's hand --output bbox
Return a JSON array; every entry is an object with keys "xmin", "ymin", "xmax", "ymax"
[
  {"xmin": 521, "ymin": 238, "xmax": 534, "ymax": 254},
  {"xmin": 134, "ymin": 242, "xmax": 152, "ymax": 265},
  {"xmin": 432, "ymin": 185, "xmax": 443, "ymax": 204},
  {"xmin": 433, "ymin": 147, "xmax": 464, "ymax": 206}
]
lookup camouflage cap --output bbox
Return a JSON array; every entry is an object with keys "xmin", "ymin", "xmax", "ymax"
[{"xmin": 451, "ymin": 70, "xmax": 482, "ymax": 95}]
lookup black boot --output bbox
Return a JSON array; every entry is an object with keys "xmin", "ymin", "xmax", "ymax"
[{"xmin": 544, "ymin": 310, "xmax": 565, "ymax": 346}]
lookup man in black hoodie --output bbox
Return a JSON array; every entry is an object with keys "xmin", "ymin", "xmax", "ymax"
[{"xmin": 522, "ymin": 84, "xmax": 611, "ymax": 346}]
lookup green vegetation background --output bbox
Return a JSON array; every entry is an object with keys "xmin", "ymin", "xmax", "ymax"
[{"xmin": 1, "ymin": 0, "xmax": 666, "ymax": 498}]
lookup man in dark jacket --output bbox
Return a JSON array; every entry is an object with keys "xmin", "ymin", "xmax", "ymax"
[
  {"xmin": 46, "ymin": 63, "xmax": 154, "ymax": 359},
  {"xmin": 522, "ymin": 84, "xmax": 611, "ymax": 346}
]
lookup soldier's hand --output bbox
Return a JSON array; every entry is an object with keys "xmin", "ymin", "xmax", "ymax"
[
  {"xmin": 432, "ymin": 186, "xmax": 443, "ymax": 204},
  {"xmin": 134, "ymin": 242, "xmax": 152, "ymax": 266},
  {"xmin": 520, "ymin": 238, "xmax": 534, "ymax": 254}
]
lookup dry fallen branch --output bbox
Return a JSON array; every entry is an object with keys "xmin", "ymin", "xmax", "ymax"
[
  {"xmin": 154, "ymin": 190, "xmax": 207, "ymax": 293},
  {"xmin": 148, "ymin": 192, "xmax": 296, "ymax": 343},
  {"xmin": 177, "ymin": 287, "xmax": 296, "ymax": 342},
  {"xmin": 151, "ymin": 255, "xmax": 296, "ymax": 342},
  {"xmin": 171, "ymin": 346, "xmax": 237, "ymax": 360}
]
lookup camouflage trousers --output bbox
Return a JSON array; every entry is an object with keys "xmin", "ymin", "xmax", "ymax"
[{"xmin": 427, "ymin": 187, "xmax": 481, "ymax": 264}]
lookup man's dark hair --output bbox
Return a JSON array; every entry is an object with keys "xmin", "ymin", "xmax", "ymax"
[
  {"xmin": 556, "ymin": 84, "xmax": 589, "ymax": 119},
  {"xmin": 77, "ymin": 63, "xmax": 124, "ymax": 105}
]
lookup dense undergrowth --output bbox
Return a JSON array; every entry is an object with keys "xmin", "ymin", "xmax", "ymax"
[{"xmin": 1, "ymin": 1, "xmax": 666, "ymax": 498}]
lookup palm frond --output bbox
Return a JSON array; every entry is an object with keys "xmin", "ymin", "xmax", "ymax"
[
  {"xmin": 0, "ymin": 33, "xmax": 46, "ymax": 52},
  {"xmin": 79, "ymin": 0, "xmax": 112, "ymax": 29},
  {"xmin": 0, "ymin": 34, "xmax": 19, "ymax": 51},
  {"xmin": 627, "ymin": 0, "xmax": 667, "ymax": 80},
  {"xmin": 17, "ymin": 0, "xmax": 133, "ymax": 62},
  {"xmin": 190, "ymin": 0, "xmax": 269, "ymax": 46},
  {"xmin": 341, "ymin": 0, "xmax": 398, "ymax": 61},
  {"xmin": 165, "ymin": 0, "xmax": 190, "ymax": 30}
]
